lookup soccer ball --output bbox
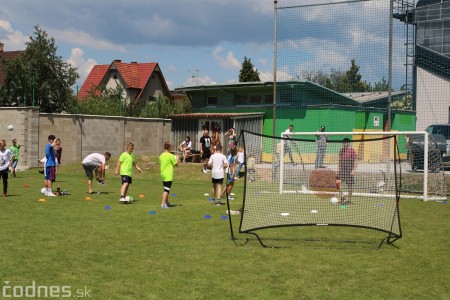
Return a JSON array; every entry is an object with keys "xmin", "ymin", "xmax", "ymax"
[
  {"xmin": 125, "ymin": 196, "xmax": 133, "ymax": 203},
  {"xmin": 40, "ymin": 187, "xmax": 47, "ymax": 195},
  {"xmin": 330, "ymin": 197, "xmax": 339, "ymax": 204},
  {"xmin": 7, "ymin": 125, "xmax": 13, "ymax": 131}
]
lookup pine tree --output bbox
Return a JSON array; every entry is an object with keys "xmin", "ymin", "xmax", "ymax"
[{"xmin": 238, "ymin": 57, "xmax": 260, "ymax": 82}]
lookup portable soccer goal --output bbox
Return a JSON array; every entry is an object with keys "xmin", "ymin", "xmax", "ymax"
[{"xmin": 231, "ymin": 130, "xmax": 446, "ymax": 248}]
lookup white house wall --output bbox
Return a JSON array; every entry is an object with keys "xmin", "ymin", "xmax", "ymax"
[{"xmin": 416, "ymin": 67, "xmax": 450, "ymax": 130}]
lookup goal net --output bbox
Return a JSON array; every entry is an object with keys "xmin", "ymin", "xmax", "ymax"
[{"xmin": 238, "ymin": 130, "xmax": 446, "ymax": 247}]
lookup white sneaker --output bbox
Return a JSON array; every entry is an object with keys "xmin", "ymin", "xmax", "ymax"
[
  {"xmin": 226, "ymin": 210, "xmax": 240, "ymax": 215},
  {"xmin": 228, "ymin": 197, "xmax": 235, "ymax": 200},
  {"xmin": 46, "ymin": 192, "xmax": 57, "ymax": 197},
  {"xmin": 202, "ymin": 169, "xmax": 208, "ymax": 173},
  {"xmin": 119, "ymin": 197, "xmax": 127, "ymax": 203}
]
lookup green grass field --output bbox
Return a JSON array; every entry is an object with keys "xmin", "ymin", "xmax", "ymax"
[{"xmin": 0, "ymin": 157, "xmax": 449, "ymax": 299}]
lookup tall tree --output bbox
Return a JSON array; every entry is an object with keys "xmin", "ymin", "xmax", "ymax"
[
  {"xmin": 238, "ymin": 57, "xmax": 260, "ymax": 82},
  {"xmin": 0, "ymin": 25, "xmax": 79, "ymax": 112}
]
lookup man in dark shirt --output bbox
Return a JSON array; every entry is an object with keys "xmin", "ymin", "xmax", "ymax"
[{"xmin": 200, "ymin": 130, "xmax": 212, "ymax": 173}]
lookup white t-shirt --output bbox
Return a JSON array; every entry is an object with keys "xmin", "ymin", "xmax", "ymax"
[
  {"xmin": 237, "ymin": 151, "xmax": 245, "ymax": 164},
  {"xmin": 82, "ymin": 153, "xmax": 105, "ymax": 166},
  {"xmin": 208, "ymin": 152, "xmax": 228, "ymax": 179},
  {"xmin": 0, "ymin": 149, "xmax": 14, "ymax": 171}
]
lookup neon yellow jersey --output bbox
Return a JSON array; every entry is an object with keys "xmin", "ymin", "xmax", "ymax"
[
  {"xmin": 9, "ymin": 145, "xmax": 20, "ymax": 160},
  {"xmin": 119, "ymin": 151, "xmax": 135, "ymax": 176},
  {"xmin": 160, "ymin": 151, "xmax": 176, "ymax": 181}
]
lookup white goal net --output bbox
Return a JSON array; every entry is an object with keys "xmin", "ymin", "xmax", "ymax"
[{"xmin": 238, "ymin": 131, "xmax": 446, "ymax": 246}]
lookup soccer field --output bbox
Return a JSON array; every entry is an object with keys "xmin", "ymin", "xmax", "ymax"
[{"xmin": 0, "ymin": 157, "xmax": 449, "ymax": 299}]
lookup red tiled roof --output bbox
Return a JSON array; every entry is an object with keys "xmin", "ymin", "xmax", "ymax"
[
  {"xmin": 78, "ymin": 65, "xmax": 109, "ymax": 99},
  {"xmin": 0, "ymin": 50, "xmax": 24, "ymax": 84},
  {"xmin": 78, "ymin": 61, "xmax": 170, "ymax": 100}
]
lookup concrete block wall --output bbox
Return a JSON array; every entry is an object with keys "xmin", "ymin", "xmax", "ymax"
[{"xmin": 0, "ymin": 107, "xmax": 171, "ymax": 169}]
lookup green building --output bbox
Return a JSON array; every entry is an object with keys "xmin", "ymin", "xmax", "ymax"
[{"xmin": 173, "ymin": 81, "xmax": 415, "ymax": 158}]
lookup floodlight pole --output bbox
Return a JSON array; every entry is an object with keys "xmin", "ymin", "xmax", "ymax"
[
  {"xmin": 387, "ymin": 0, "xmax": 393, "ymax": 131},
  {"xmin": 273, "ymin": 0, "xmax": 278, "ymax": 137}
]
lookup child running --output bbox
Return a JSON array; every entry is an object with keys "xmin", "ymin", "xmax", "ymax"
[
  {"xmin": 114, "ymin": 142, "xmax": 142, "ymax": 203},
  {"xmin": 208, "ymin": 144, "xmax": 228, "ymax": 206},
  {"xmin": 9, "ymin": 139, "xmax": 21, "ymax": 178},
  {"xmin": 159, "ymin": 141, "xmax": 179, "ymax": 208},
  {"xmin": 0, "ymin": 140, "xmax": 14, "ymax": 197},
  {"xmin": 221, "ymin": 147, "xmax": 237, "ymax": 201}
]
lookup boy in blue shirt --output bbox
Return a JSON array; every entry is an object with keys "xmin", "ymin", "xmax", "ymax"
[{"xmin": 44, "ymin": 135, "xmax": 58, "ymax": 196}]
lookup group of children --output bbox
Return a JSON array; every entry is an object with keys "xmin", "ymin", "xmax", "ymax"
[
  {"xmin": 0, "ymin": 138, "xmax": 22, "ymax": 197},
  {"xmin": 2, "ymin": 131, "xmax": 249, "ymax": 211},
  {"xmin": 199, "ymin": 127, "xmax": 255, "ymax": 206}
]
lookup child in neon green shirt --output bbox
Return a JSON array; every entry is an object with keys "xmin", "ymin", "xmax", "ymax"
[
  {"xmin": 114, "ymin": 142, "xmax": 142, "ymax": 203},
  {"xmin": 159, "ymin": 141, "xmax": 179, "ymax": 208},
  {"xmin": 9, "ymin": 139, "xmax": 21, "ymax": 178}
]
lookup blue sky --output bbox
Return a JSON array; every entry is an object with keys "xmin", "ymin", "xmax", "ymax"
[{"xmin": 0, "ymin": 0, "xmax": 413, "ymax": 91}]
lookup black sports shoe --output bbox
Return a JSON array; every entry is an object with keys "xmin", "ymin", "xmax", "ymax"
[{"xmin": 38, "ymin": 170, "xmax": 44, "ymax": 174}]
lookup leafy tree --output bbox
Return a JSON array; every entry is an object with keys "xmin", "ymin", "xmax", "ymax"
[
  {"xmin": 302, "ymin": 60, "xmax": 373, "ymax": 93},
  {"xmin": 139, "ymin": 96, "xmax": 192, "ymax": 118},
  {"xmin": 238, "ymin": 57, "xmax": 260, "ymax": 82},
  {"xmin": 371, "ymin": 77, "xmax": 390, "ymax": 92},
  {"xmin": 0, "ymin": 25, "xmax": 79, "ymax": 112},
  {"xmin": 391, "ymin": 93, "xmax": 412, "ymax": 110}
]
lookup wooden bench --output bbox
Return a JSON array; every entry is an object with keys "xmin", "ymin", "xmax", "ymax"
[{"xmin": 184, "ymin": 153, "xmax": 201, "ymax": 163}]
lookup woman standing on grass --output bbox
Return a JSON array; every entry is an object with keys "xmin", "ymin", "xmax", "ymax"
[{"xmin": 0, "ymin": 140, "xmax": 14, "ymax": 197}]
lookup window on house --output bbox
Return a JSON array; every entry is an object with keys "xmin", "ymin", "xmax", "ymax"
[
  {"xmin": 207, "ymin": 97, "xmax": 217, "ymax": 106},
  {"xmin": 149, "ymin": 96, "xmax": 156, "ymax": 103},
  {"xmin": 265, "ymin": 95, "xmax": 273, "ymax": 104},
  {"xmin": 250, "ymin": 95, "xmax": 262, "ymax": 104},
  {"xmin": 236, "ymin": 95, "xmax": 247, "ymax": 105}
]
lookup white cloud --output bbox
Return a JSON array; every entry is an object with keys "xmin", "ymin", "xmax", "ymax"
[
  {"xmin": 259, "ymin": 71, "xmax": 273, "ymax": 82},
  {"xmin": 50, "ymin": 28, "xmax": 126, "ymax": 52},
  {"xmin": 212, "ymin": 46, "xmax": 241, "ymax": 70},
  {"xmin": 67, "ymin": 48, "xmax": 97, "ymax": 84},
  {"xmin": 0, "ymin": 20, "xmax": 14, "ymax": 33},
  {"xmin": 184, "ymin": 75, "xmax": 214, "ymax": 86},
  {"xmin": 0, "ymin": 19, "xmax": 28, "ymax": 51}
]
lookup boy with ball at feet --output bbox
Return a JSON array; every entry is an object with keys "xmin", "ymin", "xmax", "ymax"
[
  {"xmin": 159, "ymin": 141, "xmax": 179, "ymax": 208},
  {"xmin": 114, "ymin": 142, "xmax": 142, "ymax": 203}
]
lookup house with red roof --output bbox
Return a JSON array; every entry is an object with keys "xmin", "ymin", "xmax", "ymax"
[{"xmin": 78, "ymin": 59, "xmax": 170, "ymax": 104}]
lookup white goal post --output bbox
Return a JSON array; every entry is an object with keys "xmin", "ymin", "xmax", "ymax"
[{"xmin": 279, "ymin": 131, "xmax": 446, "ymax": 201}]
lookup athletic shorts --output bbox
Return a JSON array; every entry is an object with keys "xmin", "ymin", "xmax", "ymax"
[
  {"xmin": 10, "ymin": 160, "xmax": 18, "ymax": 168},
  {"xmin": 338, "ymin": 172, "xmax": 354, "ymax": 185},
  {"xmin": 212, "ymin": 178, "xmax": 224, "ymax": 185},
  {"xmin": 202, "ymin": 151, "xmax": 211, "ymax": 160},
  {"xmin": 121, "ymin": 175, "xmax": 132, "ymax": 184},
  {"xmin": 45, "ymin": 166, "xmax": 56, "ymax": 182},
  {"xmin": 82, "ymin": 163, "xmax": 98, "ymax": 177},
  {"xmin": 227, "ymin": 174, "xmax": 234, "ymax": 183},
  {"xmin": 163, "ymin": 181, "xmax": 173, "ymax": 193}
]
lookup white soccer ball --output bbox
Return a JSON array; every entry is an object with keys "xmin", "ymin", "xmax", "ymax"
[
  {"xmin": 330, "ymin": 197, "xmax": 339, "ymax": 204},
  {"xmin": 40, "ymin": 187, "xmax": 47, "ymax": 195},
  {"xmin": 7, "ymin": 125, "xmax": 14, "ymax": 131},
  {"xmin": 125, "ymin": 196, "xmax": 133, "ymax": 203}
]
